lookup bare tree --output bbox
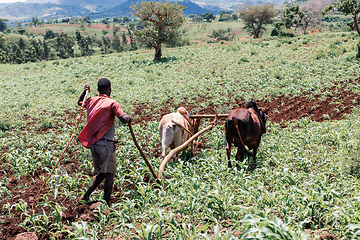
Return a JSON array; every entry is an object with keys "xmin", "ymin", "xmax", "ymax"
[{"xmin": 300, "ymin": 0, "xmax": 332, "ymax": 33}]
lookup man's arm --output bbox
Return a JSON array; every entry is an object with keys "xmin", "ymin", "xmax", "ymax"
[
  {"xmin": 78, "ymin": 85, "xmax": 90, "ymax": 106},
  {"xmin": 119, "ymin": 115, "xmax": 132, "ymax": 124}
]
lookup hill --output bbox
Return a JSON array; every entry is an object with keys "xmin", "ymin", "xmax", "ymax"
[
  {"xmin": 1, "ymin": 0, "xmax": 286, "ymax": 22},
  {"xmin": 89, "ymin": 0, "xmax": 222, "ymax": 19},
  {"xmin": 0, "ymin": 2, "xmax": 90, "ymax": 21}
]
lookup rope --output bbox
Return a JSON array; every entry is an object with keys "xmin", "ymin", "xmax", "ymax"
[{"xmin": 32, "ymin": 90, "xmax": 89, "ymax": 210}]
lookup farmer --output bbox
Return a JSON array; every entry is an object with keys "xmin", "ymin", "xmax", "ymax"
[{"xmin": 77, "ymin": 78, "xmax": 132, "ymax": 205}]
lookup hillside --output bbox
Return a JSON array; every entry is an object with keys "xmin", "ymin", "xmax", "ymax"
[
  {"xmin": 1, "ymin": 31, "xmax": 360, "ymax": 239},
  {"xmin": 0, "ymin": 0, "xmax": 286, "ymax": 22},
  {"xmin": 90, "ymin": 0, "xmax": 222, "ymax": 19}
]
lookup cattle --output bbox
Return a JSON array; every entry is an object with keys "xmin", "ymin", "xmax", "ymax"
[
  {"xmin": 159, "ymin": 107, "xmax": 202, "ymax": 159},
  {"xmin": 225, "ymin": 100, "xmax": 268, "ymax": 169}
]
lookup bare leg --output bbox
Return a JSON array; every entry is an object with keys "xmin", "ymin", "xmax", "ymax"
[
  {"xmin": 82, "ymin": 172, "xmax": 105, "ymax": 202},
  {"xmin": 103, "ymin": 173, "xmax": 114, "ymax": 205}
]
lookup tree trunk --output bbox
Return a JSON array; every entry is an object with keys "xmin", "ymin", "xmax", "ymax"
[
  {"xmin": 353, "ymin": 15, "xmax": 360, "ymax": 38},
  {"xmin": 154, "ymin": 44, "xmax": 162, "ymax": 61}
]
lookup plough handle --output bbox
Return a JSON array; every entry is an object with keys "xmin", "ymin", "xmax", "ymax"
[{"xmin": 128, "ymin": 122, "xmax": 160, "ymax": 184}]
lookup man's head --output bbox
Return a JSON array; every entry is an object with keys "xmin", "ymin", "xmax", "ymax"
[{"xmin": 98, "ymin": 78, "xmax": 111, "ymax": 96}]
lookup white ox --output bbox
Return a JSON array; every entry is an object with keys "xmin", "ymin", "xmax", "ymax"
[{"xmin": 159, "ymin": 107, "xmax": 202, "ymax": 158}]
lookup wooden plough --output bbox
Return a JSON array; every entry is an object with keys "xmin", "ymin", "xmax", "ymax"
[
  {"xmin": 131, "ymin": 112, "xmax": 229, "ymax": 182},
  {"xmin": 157, "ymin": 112, "xmax": 228, "ymax": 180}
]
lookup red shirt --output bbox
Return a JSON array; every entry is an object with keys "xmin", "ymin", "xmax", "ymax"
[{"xmin": 77, "ymin": 94, "xmax": 125, "ymax": 148}]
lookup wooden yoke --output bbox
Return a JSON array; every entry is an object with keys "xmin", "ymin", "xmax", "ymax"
[
  {"xmin": 158, "ymin": 113, "xmax": 219, "ymax": 180},
  {"xmin": 190, "ymin": 114, "xmax": 228, "ymax": 119}
]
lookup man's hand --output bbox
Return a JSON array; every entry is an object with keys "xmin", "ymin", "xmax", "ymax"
[
  {"xmin": 84, "ymin": 85, "xmax": 91, "ymax": 92},
  {"xmin": 78, "ymin": 85, "xmax": 91, "ymax": 106},
  {"xmin": 120, "ymin": 115, "xmax": 132, "ymax": 124}
]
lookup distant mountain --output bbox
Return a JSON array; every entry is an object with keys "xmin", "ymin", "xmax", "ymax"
[
  {"xmin": 1, "ymin": 0, "xmax": 288, "ymax": 22},
  {"xmin": 0, "ymin": 2, "xmax": 90, "ymax": 21},
  {"xmin": 90, "ymin": 0, "xmax": 222, "ymax": 19}
]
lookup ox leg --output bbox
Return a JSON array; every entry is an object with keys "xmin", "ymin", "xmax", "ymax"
[
  {"xmin": 235, "ymin": 146, "xmax": 245, "ymax": 169},
  {"xmin": 161, "ymin": 127, "xmax": 175, "ymax": 159},
  {"xmin": 226, "ymin": 140, "xmax": 232, "ymax": 168},
  {"xmin": 248, "ymin": 144, "xmax": 259, "ymax": 171}
]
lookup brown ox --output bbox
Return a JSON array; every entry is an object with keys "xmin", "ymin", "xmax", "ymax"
[
  {"xmin": 159, "ymin": 107, "xmax": 202, "ymax": 158},
  {"xmin": 225, "ymin": 100, "xmax": 268, "ymax": 168}
]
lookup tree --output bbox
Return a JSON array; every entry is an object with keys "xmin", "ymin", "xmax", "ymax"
[
  {"xmin": 122, "ymin": 31, "xmax": 128, "ymax": 45},
  {"xmin": 201, "ymin": 13, "xmax": 215, "ymax": 22},
  {"xmin": 17, "ymin": 28, "xmax": 26, "ymax": 35},
  {"xmin": 112, "ymin": 35, "xmax": 123, "ymax": 52},
  {"xmin": 44, "ymin": 30, "xmax": 56, "ymax": 40},
  {"xmin": 324, "ymin": 0, "xmax": 360, "ymax": 37},
  {"xmin": 300, "ymin": 0, "xmax": 332, "ymax": 34},
  {"xmin": 55, "ymin": 32, "xmax": 74, "ymax": 59},
  {"xmin": 284, "ymin": 5, "xmax": 305, "ymax": 30},
  {"xmin": 75, "ymin": 30, "xmax": 93, "ymax": 56},
  {"xmin": 208, "ymin": 29, "xmax": 230, "ymax": 42},
  {"xmin": 123, "ymin": 16, "xmax": 130, "ymax": 23},
  {"xmin": 219, "ymin": 13, "xmax": 233, "ymax": 22},
  {"xmin": 32, "ymin": 17, "xmax": 39, "ymax": 27},
  {"xmin": 113, "ymin": 26, "xmax": 120, "ymax": 36},
  {"xmin": 101, "ymin": 36, "xmax": 112, "ymax": 54},
  {"xmin": 0, "ymin": 18, "xmax": 8, "ymax": 32},
  {"xmin": 239, "ymin": 4, "xmax": 275, "ymax": 39},
  {"xmin": 131, "ymin": 1, "xmax": 187, "ymax": 61}
]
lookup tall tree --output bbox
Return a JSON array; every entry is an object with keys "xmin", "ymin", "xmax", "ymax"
[
  {"xmin": 239, "ymin": 4, "xmax": 275, "ymax": 39},
  {"xmin": 131, "ymin": 1, "xmax": 186, "ymax": 61},
  {"xmin": 324, "ymin": 0, "xmax": 360, "ymax": 37},
  {"xmin": 75, "ymin": 30, "xmax": 92, "ymax": 56},
  {"xmin": 32, "ymin": 17, "xmax": 39, "ymax": 27},
  {"xmin": 284, "ymin": 5, "xmax": 305, "ymax": 30},
  {"xmin": 0, "ymin": 18, "xmax": 8, "ymax": 32},
  {"xmin": 55, "ymin": 32, "xmax": 74, "ymax": 59}
]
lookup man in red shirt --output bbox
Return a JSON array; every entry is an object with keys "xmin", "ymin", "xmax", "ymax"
[{"xmin": 77, "ymin": 78, "xmax": 132, "ymax": 205}]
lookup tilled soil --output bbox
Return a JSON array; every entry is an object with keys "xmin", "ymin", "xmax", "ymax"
[{"xmin": 1, "ymin": 78, "xmax": 359, "ymax": 239}]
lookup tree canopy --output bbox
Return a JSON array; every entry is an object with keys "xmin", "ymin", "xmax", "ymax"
[
  {"xmin": 131, "ymin": 0, "xmax": 186, "ymax": 61},
  {"xmin": 239, "ymin": 4, "xmax": 275, "ymax": 39},
  {"xmin": 324, "ymin": 0, "xmax": 360, "ymax": 37},
  {"xmin": 0, "ymin": 18, "xmax": 8, "ymax": 32}
]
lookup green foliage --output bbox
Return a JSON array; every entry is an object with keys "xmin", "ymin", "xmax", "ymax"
[
  {"xmin": 284, "ymin": 5, "xmax": 305, "ymax": 30},
  {"xmin": 75, "ymin": 30, "xmax": 93, "ymax": 56},
  {"xmin": 208, "ymin": 28, "xmax": 230, "ymax": 42},
  {"xmin": 55, "ymin": 32, "xmax": 74, "ymax": 59},
  {"xmin": 0, "ymin": 18, "xmax": 8, "ymax": 32},
  {"xmin": 44, "ymin": 30, "xmax": 56, "ymax": 40},
  {"xmin": 1, "ymin": 32, "xmax": 360, "ymax": 239},
  {"xmin": 324, "ymin": 0, "xmax": 360, "ymax": 37},
  {"xmin": 131, "ymin": 0, "xmax": 187, "ymax": 61},
  {"xmin": 239, "ymin": 4, "xmax": 275, "ymax": 38}
]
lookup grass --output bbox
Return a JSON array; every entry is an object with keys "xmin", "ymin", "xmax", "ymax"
[{"xmin": 1, "ymin": 30, "xmax": 360, "ymax": 238}]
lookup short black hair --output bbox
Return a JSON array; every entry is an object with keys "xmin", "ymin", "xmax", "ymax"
[{"xmin": 98, "ymin": 78, "xmax": 111, "ymax": 92}]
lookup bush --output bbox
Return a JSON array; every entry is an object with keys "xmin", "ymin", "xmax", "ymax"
[{"xmin": 356, "ymin": 42, "xmax": 360, "ymax": 59}]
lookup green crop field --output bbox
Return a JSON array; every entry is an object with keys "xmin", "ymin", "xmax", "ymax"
[{"xmin": 1, "ymin": 30, "xmax": 360, "ymax": 239}]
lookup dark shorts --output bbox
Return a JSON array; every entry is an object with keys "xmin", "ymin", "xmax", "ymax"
[{"xmin": 90, "ymin": 139, "xmax": 117, "ymax": 174}]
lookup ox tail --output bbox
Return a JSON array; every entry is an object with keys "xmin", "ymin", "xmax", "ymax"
[{"xmin": 233, "ymin": 117, "xmax": 255, "ymax": 157}]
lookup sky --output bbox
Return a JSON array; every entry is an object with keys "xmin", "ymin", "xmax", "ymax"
[{"xmin": 0, "ymin": 0, "xmax": 27, "ymax": 3}]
